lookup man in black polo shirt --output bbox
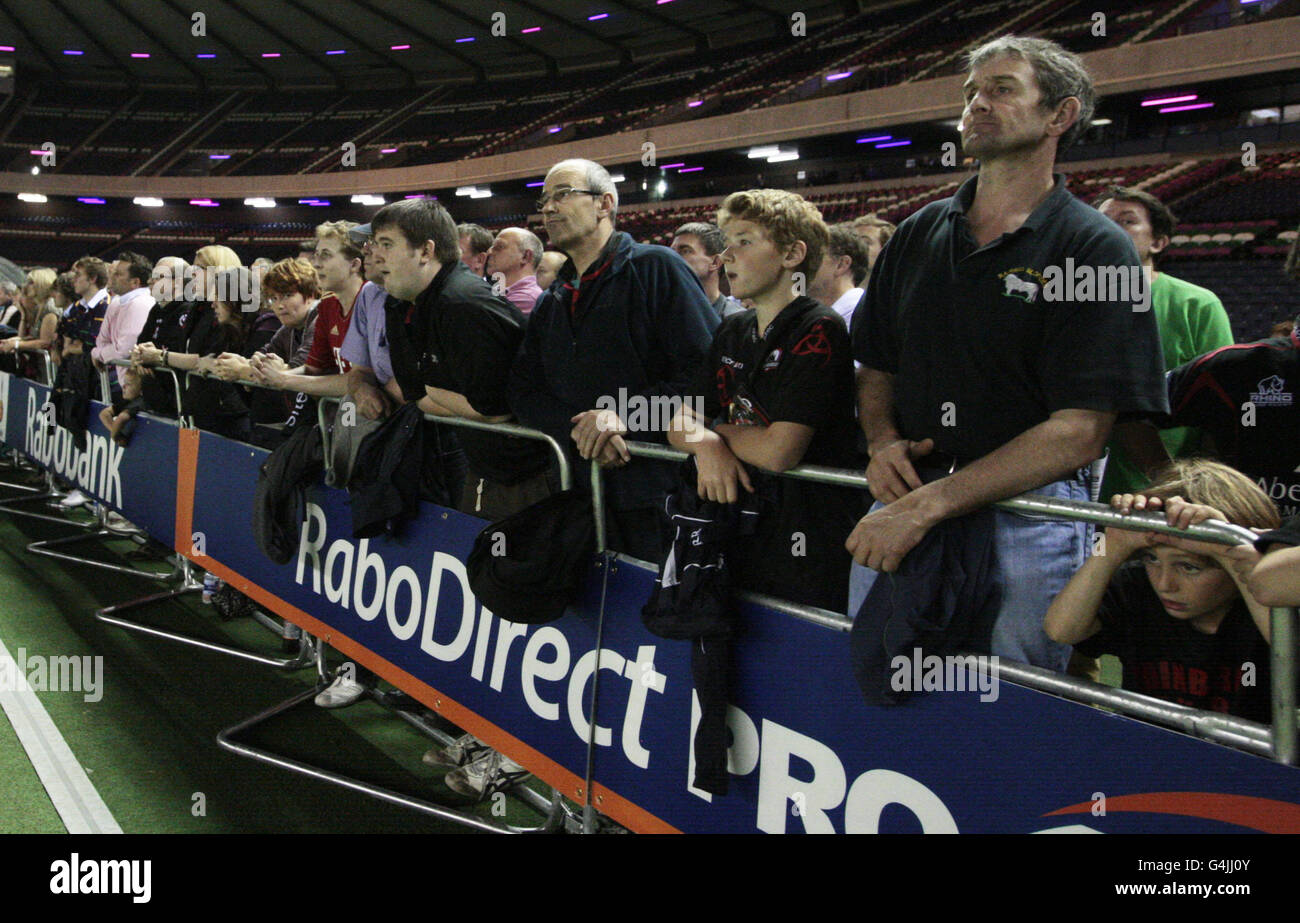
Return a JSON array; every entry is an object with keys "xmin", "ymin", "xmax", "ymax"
[
  {"xmin": 846, "ymin": 35, "xmax": 1167, "ymax": 671},
  {"xmin": 370, "ymin": 198, "xmax": 550, "ymax": 518},
  {"xmin": 509, "ymin": 157, "xmax": 718, "ymax": 562}
]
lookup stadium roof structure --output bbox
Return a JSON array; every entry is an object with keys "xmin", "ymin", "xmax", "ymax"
[{"xmin": 0, "ymin": 0, "xmax": 846, "ymax": 90}]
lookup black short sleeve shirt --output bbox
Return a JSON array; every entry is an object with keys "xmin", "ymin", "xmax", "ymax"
[
  {"xmin": 852, "ymin": 174, "xmax": 1168, "ymax": 460},
  {"xmin": 701, "ymin": 296, "xmax": 858, "ymax": 467}
]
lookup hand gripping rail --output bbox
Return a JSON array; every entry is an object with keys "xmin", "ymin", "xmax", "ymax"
[
  {"xmin": 216, "ymin": 393, "xmax": 573, "ymax": 833},
  {"xmin": 598, "ymin": 440, "xmax": 1299, "ymax": 767}
]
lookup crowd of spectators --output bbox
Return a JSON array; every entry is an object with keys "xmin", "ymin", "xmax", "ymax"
[{"xmin": 3, "ymin": 34, "xmax": 1299, "ymax": 799}]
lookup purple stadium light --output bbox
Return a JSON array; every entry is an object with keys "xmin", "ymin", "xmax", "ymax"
[
  {"xmin": 657, "ymin": 0, "xmax": 675, "ymax": 4},
  {"xmin": 521, "ymin": 26, "xmax": 542, "ymax": 34},
  {"xmin": 525, "ymin": 181, "xmax": 545, "ymax": 187},
  {"xmin": 131, "ymin": 53, "xmax": 150, "ymax": 58},
  {"xmin": 404, "ymin": 194, "xmax": 428, "ymax": 199},
  {"xmin": 262, "ymin": 52, "xmax": 281, "ymax": 58},
  {"xmin": 1159, "ymin": 102, "xmax": 1214, "ymax": 113},
  {"xmin": 875, "ymin": 139, "xmax": 912, "ymax": 148},
  {"xmin": 29, "ymin": 150, "xmax": 45, "ymax": 156},
  {"xmin": 0, "ymin": 46, "xmax": 15, "ymax": 53},
  {"xmin": 826, "ymin": 71, "xmax": 853, "ymax": 82},
  {"xmin": 856, "ymin": 135, "xmax": 892, "ymax": 144},
  {"xmin": 678, "ymin": 166, "xmax": 703, "ymax": 173},
  {"xmin": 77, "ymin": 197, "xmax": 107, "ymax": 205},
  {"xmin": 63, "ymin": 50, "xmax": 84, "ymax": 55},
  {"xmin": 547, "ymin": 125, "xmax": 562, "ymax": 134},
  {"xmin": 391, "ymin": 44, "xmax": 411, "ymax": 50},
  {"xmin": 189, "ymin": 199, "xmax": 219, "ymax": 207},
  {"xmin": 196, "ymin": 53, "xmax": 216, "ymax": 59},
  {"xmin": 1141, "ymin": 94, "xmax": 1196, "ymax": 107},
  {"xmin": 326, "ymin": 49, "xmax": 346, "ymax": 55},
  {"xmin": 589, "ymin": 13, "xmax": 609, "ymax": 20},
  {"xmin": 381, "ymin": 147, "xmax": 399, "ymax": 153},
  {"xmin": 660, "ymin": 162, "xmax": 685, "ymax": 169},
  {"xmin": 687, "ymin": 100, "xmax": 703, "ymax": 108},
  {"xmin": 208, "ymin": 154, "xmax": 231, "ymax": 160},
  {"xmin": 456, "ymin": 37, "xmax": 475, "ymax": 43}
]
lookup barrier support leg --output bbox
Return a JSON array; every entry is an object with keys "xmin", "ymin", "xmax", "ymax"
[
  {"xmin": 0, "ymin": 472, "xmax": 94, "ymax": 527},
  {"xmin": 26, "ymin": 508, "xmax": 180, "ymax": 581},
  {"xmin": 216, "ymin": 685, "xmax": 566, "ymax": 834},
  {"xmin": 95, "ymin": 558, "xmax": 317, "ymax": 671}
]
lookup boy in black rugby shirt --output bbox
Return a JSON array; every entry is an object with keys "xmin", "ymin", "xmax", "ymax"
[{"xmin": 668, "ymin": 189, "xmax": 859, "ymax": 612}]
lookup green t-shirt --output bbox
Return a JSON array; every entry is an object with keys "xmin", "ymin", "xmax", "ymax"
[{"xmin": 1100, "ymin": 271, "xmax": 1235, "ymax": 497}]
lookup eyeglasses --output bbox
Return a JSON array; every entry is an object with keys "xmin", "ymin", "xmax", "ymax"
[{"xmin": 535, "ymin": 187, "xmax": 600, "ymax": 211}]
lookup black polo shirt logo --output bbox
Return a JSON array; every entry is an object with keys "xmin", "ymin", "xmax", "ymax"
[
  {"xmin": 998, "ymin": 268, "xmax": 1045, "ymax": 304},
  {"xmin": 761, "ymin": 349, "xmax": 781, "ymax": 371}
]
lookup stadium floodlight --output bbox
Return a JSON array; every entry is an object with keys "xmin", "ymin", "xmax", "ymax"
[
  {"xmin": 609, "ymin": 173, "xmax": 626, "ymax": 183},
  {"xmin": 17, "ymin": 193, "xmax": 47, "ymax": 203},
  {"xmin": 767, "ymin": 150, "xmax": 799, "ymax": 162},
  {"xmin": 244, "ymin": 197, "xmax": 276, "ymax": 208},
  {"xmin": 350, "ymin": 194, "xmax": 386, "ymax": 205},
  {"xmin": 1090, "ymin": 118, "xmax": 1112, "ymax": 126},
  {"xmin": 455, "ymin": 186, "xmax": 477, "ymax": 196},
  {"xmin": 30, "ymin": 166, "xmax": 39, "ymax": 174},
  {"xmin": 470, "ymin": 188, "xmax": 493, "ymax": 198},
  {"xmin": 747, "ymin": 145, "xmax": 780, "ymax": 159},
  {"xmin": 656, "ymin": 179, "xmax": 667, "ymax": 195},
  {"xmin": 133, "ymin": 197, "xmax": 164, "ymax": 206}
]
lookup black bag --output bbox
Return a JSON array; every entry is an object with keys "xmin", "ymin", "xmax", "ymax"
[{"xmin": 466, "ymin": 490, "xmax": 596, "ymax": 624}]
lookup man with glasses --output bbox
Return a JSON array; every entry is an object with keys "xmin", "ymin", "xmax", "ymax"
[{"xmin": 509, "ymin": 157, "xmax": 717, "ymax": 561}]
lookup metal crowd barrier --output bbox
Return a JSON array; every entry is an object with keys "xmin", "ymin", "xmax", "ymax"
[{"xmin": 604, "ymin": 439, "xmax": 1300, "ymax": 767}]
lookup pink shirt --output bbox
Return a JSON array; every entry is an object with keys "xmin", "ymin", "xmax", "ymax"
[
  {"xmin": 92, "ymin": 286, "xmax": 156, "ymax": 385},
  {"xmin": 504, "ymin": 275, "xmax": 544, "ymax": 315}
]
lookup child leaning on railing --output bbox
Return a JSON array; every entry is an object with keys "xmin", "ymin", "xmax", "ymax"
[{"xmin": 1044, "ymin": 459, "xmax": 1281, "ymax": 722}]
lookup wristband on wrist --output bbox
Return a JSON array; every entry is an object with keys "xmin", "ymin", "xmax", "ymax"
[{"xmin": 161, "ymin": 349, "xmax": 168, "ymax": 366}]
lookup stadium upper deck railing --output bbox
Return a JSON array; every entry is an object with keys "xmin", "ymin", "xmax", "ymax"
[{"xmin": 74, "ymin": 360, "xmax": 1300, "ymax": 768}]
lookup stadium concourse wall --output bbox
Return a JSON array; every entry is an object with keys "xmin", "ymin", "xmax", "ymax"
[
  {"xmin": 2, "ymin": 17, "xmax": 1299, "ymax": 201},
  {"xmin": 4, "ymin": 367, "xmax": 1300, "ymax": 834}
]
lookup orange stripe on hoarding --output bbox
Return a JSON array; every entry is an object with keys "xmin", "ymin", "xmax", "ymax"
[
  {"xmin": 196, "ymin": 555, "xmax": 682, "ymax": 834},
  {"xmin": 174, "ymin": 428, "xmax": 200, "ymax": 554}
]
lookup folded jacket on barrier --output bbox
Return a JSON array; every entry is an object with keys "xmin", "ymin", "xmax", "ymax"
[
  {"xmin": 52, "ymin": 351, "xmax": 94, "ymax": 452},
  {"xmin": 643, "ymin": 458, "xmax": 770, "ymax": 796},
  {"xmin": 848, "ymin": 506, "xmax": 1001, "ymax": 706},
  {"xmin": 252, "ymin": 417, "xmax": 325, "ymax": 565},
  {"xmin": 347, "ymin": 401, "xmax": 427, "ymax": 539}
]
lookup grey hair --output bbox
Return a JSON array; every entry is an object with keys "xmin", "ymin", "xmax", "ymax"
[
  {"xmin": 547, "ymin": 158, "xmax": 618, "ymax": 218},
  {"xmin": 0, "ymin": 280, "xmax": 17, "ymax": 296},
  {"xmin": 965, "ymin": 35, "xmax": 1097, "ymax": 153},
  {"xmin": 498, "ymin": 227, "xmax": 545, "ymax": 269}
]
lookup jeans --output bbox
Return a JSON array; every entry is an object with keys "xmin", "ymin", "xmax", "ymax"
[{"xmin": 848, "ymin": 472, "xmax": 1091, "ymax": 673}]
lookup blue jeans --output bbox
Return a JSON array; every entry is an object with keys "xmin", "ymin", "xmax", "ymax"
[{"xmin": 848, "ymin": 473, "xmax": 1090, "ymax": 672}]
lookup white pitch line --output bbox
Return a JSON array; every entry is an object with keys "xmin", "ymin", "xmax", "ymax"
[{"xmin": 0, "ymin": 637, "xmax": 121, "ymax": 834}]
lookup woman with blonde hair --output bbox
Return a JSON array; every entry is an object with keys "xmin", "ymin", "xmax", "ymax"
[
  {"xmin": 1045, "ymin": 459, "xmax": 1281, "ymax": 721},
  {"xmin": 0, "ymin": 268, "xmax": 61, "ymax": 382},
  {"xmin": 190, "ymin": 245, "xmax": 242, "ymax": 303}
]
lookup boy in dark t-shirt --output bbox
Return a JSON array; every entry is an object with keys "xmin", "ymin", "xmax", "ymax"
[
  {"xmin": 1044, "ymin": 459, "xmax": 1280, "ymax": 723},
  {"xmin": 670, "ymin": 189, "xmax": 860, "ymax": 612}
]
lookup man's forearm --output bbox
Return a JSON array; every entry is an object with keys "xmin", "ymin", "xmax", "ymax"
[
  {"xmin": 714, "ymin": 422, "xmax": 810, "ymax": 472},
  {"xmin": 420, "ymin": 386, "xmax": 509, "ymax": 423},
  {"xmin": 278, "ymin": 368, "xmax": 349, "ymax": 397},
  {"xmin": 857, "ymin": 367, "xmax": 902, "ymax": 452},
  {"xmin": 906, "ymin": 410, "xmax": 1114, "ymax": 524}
]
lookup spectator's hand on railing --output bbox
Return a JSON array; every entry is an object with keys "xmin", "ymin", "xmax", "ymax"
[
  {"xmin": 132, "ymin": 342, "xmax": 163, "ymax": 365},
  {"xmin": 846, "ymin": 498, "xmax": 937, "ymax": 573},
  {"xmin": 350, "ymin": 379, "xmax": 390, "ymax": 420},
  {"xmin": 571, "ymin": 408, "xmax": 629, "ymax": 462},
  {"xmin": 594, "ymin": 433, "xmax": 631, "ymax": 469},
  {"xmin": 0, "ymin": 336, "xmax": 18, "ymax": 353},
  {"xmin": 211, "ymin": 352, "xmax": 251, "ymax": 381},
  {"xmin": 694, "ymin": 436, "xmax": 753, "ymax": 503},
  {"xmin": 865, "ymin": 437, "xmax": 934, "ymax": 504}
]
